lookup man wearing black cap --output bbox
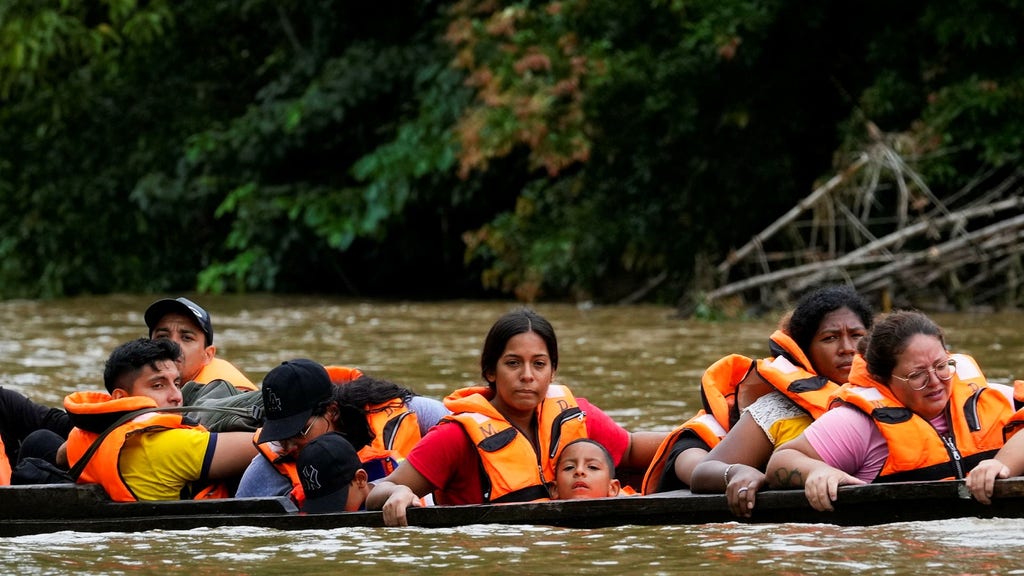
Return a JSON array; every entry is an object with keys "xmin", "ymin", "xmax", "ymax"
[
  {"xmin": 298, "ymin": 432, "xmax": 371, "ymax": 513},
  {"xmin": 144, "ymin": 297, "xmax": 257, "ymax": 391}
]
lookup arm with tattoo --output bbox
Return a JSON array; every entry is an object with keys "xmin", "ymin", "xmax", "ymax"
[
  {"xmin": 768, "ymin": 464, "xmax": 805, "ymax": 488},
  {"xmin": 765, "ymin": 446, "xmax": 815, "ymax": 488}
]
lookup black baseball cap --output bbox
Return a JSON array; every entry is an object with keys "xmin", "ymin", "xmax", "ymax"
[
  {"xmin": 259, "ymin": 359, "xmax": 333, "ymax": 443},
  {"xmin": 298, "ymin": 432, "xmax": 362, "ymax": 514},
  {"xmin": 144, "ymin": 297, "xmax": 214, "ymax": 345}
]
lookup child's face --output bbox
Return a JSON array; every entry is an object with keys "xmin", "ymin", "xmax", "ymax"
[{"xmin": 552, "ymin": 442, "xmax": 621, "ymax": 500}]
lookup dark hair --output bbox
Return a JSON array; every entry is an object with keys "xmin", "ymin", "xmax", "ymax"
[
  {"xmin": 558, "ymin": 438, "xmax": 616, "ymax": 476},
  {"xmin": 103, "ymin": 338, "xmax": 181, "ymax": 393},
  {"xmin": 861, "ymin": 310, "xmax": 945, "ymax": 384},
  {"xmin": 321, "ymin": 375, "xmax": 415, "ymax": 410},
  {"xmin": 309, "ymin": 375, "xmax": 415, "ymax": 450},
  {"xmin": 480, "ymin": 308, "xmax": 558, "ymax": 386},
  {"xmin": 786, "ymin": 285, "xmax": 874, "ymax": 354}
]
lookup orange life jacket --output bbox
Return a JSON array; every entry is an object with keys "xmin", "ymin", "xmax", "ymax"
[
  {"xmin": 324, "ymin": 365, "xmax": 365, "ymax": 384},
  {"xmin": 358, "ymin": 398, "xmax": 420, "ymax": 478},
  {"xmin": 639, "ymin": 412, "xmax": 729, "ymax": 495},
  {"xmin": 695, "ymin": 353, "xmax": 755, "ymax": 435},
  {"xmin": 64, "ymin": 391, "xmax": 230, "ymax": 502},
  {"xmin": 640, "ymin": 332, "xmax": 842, "ymax": 495},
  {"xmin": 195, "ymin": 358, "xmax": 257, "ymax": 391},
  {"xmin": 1003, "ymin": 380, "xmax": 1024, "ymax": 440},
  {"xmin": 0, "ymin": 437, "xmax": 10, "ymax": 486},
  {"xmin": 254, "ymin": 440, "xmax": 308, "ymax": 505},
  {"xmin": 639, "ymin": 354, "xmax": 752, "ymax": 494},
  {"xmin": 832, "ymin": 353, "xmax": 1012, "ymax": 482},
  {"xmin": 442, "ymin": 384, "xmax": 588, "ymax": 503},
  {"xmin": 755, "ymin": 330, "xmax": 839, "ymax": 419},
  {"xmin": 324, "ymin": 365, "xmax": 419, "ymax": 474}
]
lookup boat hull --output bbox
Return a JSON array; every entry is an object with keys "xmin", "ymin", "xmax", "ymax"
[{"xmin": 2, "ymin": 479, "xmax": 1022, "ymax": 536}]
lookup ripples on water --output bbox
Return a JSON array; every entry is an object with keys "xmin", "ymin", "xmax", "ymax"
[
  {"xmin": 6, "ymin": 518, "xmax": 1024, "ymax": 575},
  {"xmin": 2, "ymin": 296, "xmax": 1023, "ymax": 574}
]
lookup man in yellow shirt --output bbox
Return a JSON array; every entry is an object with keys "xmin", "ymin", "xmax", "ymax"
[
  {"xmin": 62, "ymin": 338, "xmax": 258, "ymax": 501},
  {"xmin": 144, "ymin": 297, "xmax": 257, "ymax": 391}
]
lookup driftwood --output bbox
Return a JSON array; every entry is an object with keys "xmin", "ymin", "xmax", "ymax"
[
  {"xmin": 700, "ymin": 126, "xmax": 1024, "ymax": 313},
  {"xmin": 716, "ymin": 154, "xmax": 871, "ymax": 275}
]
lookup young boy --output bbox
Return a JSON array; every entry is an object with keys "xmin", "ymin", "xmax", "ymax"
[
  {"xmin": 62, "ymin": 338, "xmax": 257, "ymax": 501},
  {"xmin": 297, "ymin": 432, "xmax": 371, "ymax": 513},
  {"xmin": 549, "ymin": 438, "xmax": 622, "ymax": 500}
]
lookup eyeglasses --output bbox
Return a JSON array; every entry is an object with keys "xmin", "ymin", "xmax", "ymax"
[
  {"xmin": 300, "ymin": 417, "xmax": 318, "ymax": 438},
  {"xmin": 301, "ymin": 415, "xmax": 325, "ymax": 439},
  {"xmin": 892, "ymin": 358, "xmax": 957, "ymax": 391},
  {"xmin": 286, "ymin": 416, "xmax": 321, "ymax": 444}
]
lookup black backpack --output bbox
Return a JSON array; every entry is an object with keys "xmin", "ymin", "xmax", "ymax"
[{"xmin": 11, "ymin": 457, "xmax": 74, "ymax": 485}]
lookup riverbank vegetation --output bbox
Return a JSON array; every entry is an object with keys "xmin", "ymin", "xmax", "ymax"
[{"xmin": 1, "ymin": 0, "xmax": 1021, "ymax": 313}]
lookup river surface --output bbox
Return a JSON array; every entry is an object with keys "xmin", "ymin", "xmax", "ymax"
[{"xmin": 1, "ymin": 295, "xmax": 1023, "ymax": 575}]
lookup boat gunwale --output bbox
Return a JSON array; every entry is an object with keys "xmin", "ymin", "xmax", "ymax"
[{"xmin": 2, "ymin": 477, "xmax": 1022, "ymax": 536}]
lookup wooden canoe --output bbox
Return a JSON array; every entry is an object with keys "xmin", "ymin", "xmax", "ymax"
[{"xmin": 3, "ymin": 479, "xmax": 1024, "ymax": 537}]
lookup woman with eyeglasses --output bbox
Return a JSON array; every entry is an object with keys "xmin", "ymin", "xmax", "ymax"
[{"xmin": 765, "ymin": 310, "xmax": 1014, "ymax": 512}]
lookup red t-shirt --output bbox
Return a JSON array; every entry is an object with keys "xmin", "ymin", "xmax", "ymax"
[{"xmin": 405, "ymin": 398, "xmax": 629, "ymax": 505}]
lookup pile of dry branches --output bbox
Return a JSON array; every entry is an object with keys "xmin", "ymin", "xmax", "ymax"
[{"xmin": 704, "ymin": 126, "xmax": 1024, "ymax": 314}]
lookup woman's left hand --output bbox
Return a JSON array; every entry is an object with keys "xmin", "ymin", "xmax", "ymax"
[
  {"xmin": 966, "ymin": 459, "xmax": 1008, "ymax": 505},
  {"xmin": 725, "ymin": 465, "xmax": 766, "ymax": 518},
  {"xmin": 803, "ymin": 466, "xmax": 865, "ymax": 512}
]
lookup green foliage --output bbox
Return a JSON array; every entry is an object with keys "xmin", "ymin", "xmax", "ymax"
[
  {"xmin": 0, "ymin": 1, "xmax": 172, "ymax": 98},
  {"xmin": 0, "ymin": 0, "xmax": 1021, "ymax": 303},
  {"xmin": 840, "ymin": 0, "xmax": 1024, "ymax": 188},
  {"xmin": 443, "ymin": 0, "xmax": 599, "ymax": 179},
  {"xmin": 461, "ymin": 0, "xmax": 873, "ymax": 301},
  {"xmin": 0, "ymin": 0, "xmax": 183, "ymax": 297},
  {"xmin": 178, "ymin": 32, "xmax": 462, "ymax": 292}
]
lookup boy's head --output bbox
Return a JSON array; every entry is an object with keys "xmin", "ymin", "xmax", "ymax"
[
  {"xmin": 103, "ymin": 338, "xmax": 183, "ymax": 407},
  {"xmin": 550, "ymin": 438, "xmax": 621, "ymax": 500},
  {"xmin": 298, "ymin": 432, "xmax": 369, "ymax": 513}
]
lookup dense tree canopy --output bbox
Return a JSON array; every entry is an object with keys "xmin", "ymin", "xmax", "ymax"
[{"xmin": 1, "ymin": 0, "xmax": 1021, "ymax": 307}]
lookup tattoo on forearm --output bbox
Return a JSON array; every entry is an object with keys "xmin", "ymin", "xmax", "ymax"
[{"xmin": 770, "ymin": 468, "xmax": 804, "ymax": 487}]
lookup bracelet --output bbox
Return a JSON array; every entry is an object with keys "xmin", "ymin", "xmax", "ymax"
[{"xmin": 723, "ymin": 463, "xmax": 736, "ymax": 488}]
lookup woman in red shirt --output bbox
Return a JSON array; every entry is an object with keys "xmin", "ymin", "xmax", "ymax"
[{"xmin": 366, "ymin": 308, "xmax": 663, "ymax": 526}]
